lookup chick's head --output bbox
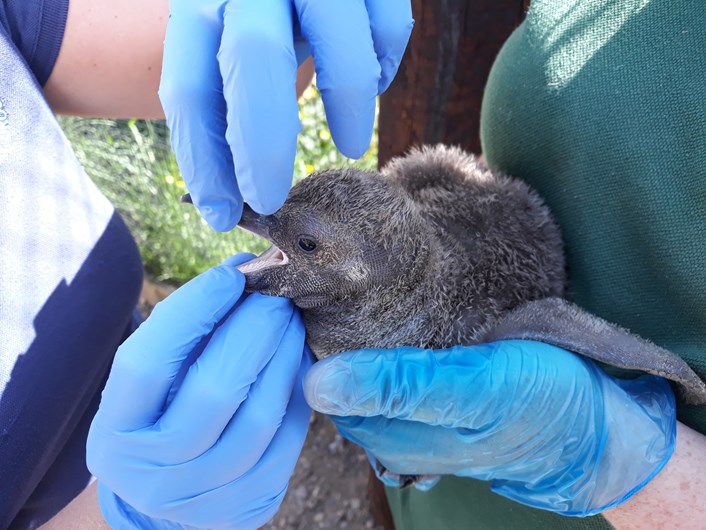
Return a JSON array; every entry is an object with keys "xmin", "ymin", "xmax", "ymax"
[{"xmin": 237, "ymin": 168, "xmax": 428, "ymax": 309}]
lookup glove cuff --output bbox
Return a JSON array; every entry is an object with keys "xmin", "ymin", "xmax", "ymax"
[
  {"xmin": 491, "ymin": 371, "xmax": 676, "ymax": 516},
  {"xmin": 585, "ymin": 373, "xmax": 677, "ymax": 515}
]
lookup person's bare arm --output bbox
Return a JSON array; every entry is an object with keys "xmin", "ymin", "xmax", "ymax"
[
  {"xmin": 43, "ymin": 0, "xmax": 314, "ymax": 119},
  {"xmin": 39, "ymin": 482, "xmax": 108, "ymax": 530},
  {"xmin": 44, "ymin": 0, "xmax": 169, "ymax": 118},
  {"xmin": 604, "ymin": 421, "xmax": 706, "ymax": 530}
]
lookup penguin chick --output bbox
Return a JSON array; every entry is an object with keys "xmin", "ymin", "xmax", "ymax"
[
  {"xmin": 235, "ymin": 144, "xmax": 706, "ymax": 488},
  {"xmin": 237, "ymin": 145, "xmax": 566, "ymax": 359}
]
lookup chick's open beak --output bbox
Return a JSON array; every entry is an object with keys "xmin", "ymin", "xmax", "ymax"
[
  {"xmin": 236, "ymin": 244, "xmax": 289, "ymax": 275},
  {"xmin": 236, "ymin": 204, "xmax": 289, "ymax": 277}
]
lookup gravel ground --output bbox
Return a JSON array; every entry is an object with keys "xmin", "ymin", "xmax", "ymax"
[{"xmin": 264, "ymin": 413, "xmax": 383, "ymax": 530}]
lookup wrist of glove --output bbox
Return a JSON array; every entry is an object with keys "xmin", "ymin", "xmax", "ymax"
[{"xmin": 304, "ymin": 341, "xmax": 676, "ymax": 516}]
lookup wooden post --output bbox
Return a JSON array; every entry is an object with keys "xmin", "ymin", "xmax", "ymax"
[
  {"xmin": 378, "ymin": 0, "xmax": 528, "ymax": 167},
  {"xmin": 370, "ymin": 3, "xmax": 529, "ymax": 527}
]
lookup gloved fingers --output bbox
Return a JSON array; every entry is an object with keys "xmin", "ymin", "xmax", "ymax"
[
  {"xmin": 161, "ymin": 255, "xmax": 255, "ymax": 409},
  {"xmin": 304, "ymin": 342, "xmax": 577, "ymax": 429},
  {"xmin": 365, "ymin": 0, "xmax": 414, "ymax": 92},
  {"xmin": 153, "ymin": 294, "xmax": 296, "ymax": 462},
  {"xmin": 304, "ymin": 345, "xmax": 506, "ymax": 425},
  {"xmin": 219, "ymin": 0, "xmax": 301, "ymax": 215},
  {"xmin": 159, "ymin": 2, "xmax": 242, "ymax": 231},
  {"xmin": 293, "ymin": 39, "xmax": 312, "ymax": 66},
  {"xmin": 107, "ymin": 326, "xmax": 307, "ymax": 508},
  {"xmin": 223, "ymin": 352, "xmax": 312, "ymax": 529},
  {"xmin": 332, "ymin": 414, "xmax": 511, "ymax": 477},
  {"xmin": 294, "ymin": 0, "xmax": 380, "ymax": 159},
  {"xmin": 170, "ymin": 315, "xmax": 307, "ymax": 494},
  {"xmin": 94, "ymin": 265, "xmax": 245, "ymax": 433},
  {"xmin": 292, "ymin": 11, "xmax": 312, "ymax": 65},
  {"xmin": 156, "ymin": 352, "xmax": 312, "ymax": 530}
]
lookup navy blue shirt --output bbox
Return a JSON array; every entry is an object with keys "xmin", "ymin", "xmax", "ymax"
[
  {"xmin": 0, "ymin": 2, "xmax": 144, "ymax": 527},
  {"xmin": 0, "ymin": 0, "xmax": 69, "ymax": 85}
]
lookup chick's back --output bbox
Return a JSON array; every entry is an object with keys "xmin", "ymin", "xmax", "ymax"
[{"xmin": 379, "ymin": 146, "xmax": 567, "ymax": 346}]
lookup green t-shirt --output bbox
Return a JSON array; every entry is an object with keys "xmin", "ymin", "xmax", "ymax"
[{"xmin": 386, "ymin": 0, "xmax": 706, "ymax": 528}]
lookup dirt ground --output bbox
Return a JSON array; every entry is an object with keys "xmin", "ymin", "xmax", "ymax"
[{"xmin": 140, "ymin": 279, "xmax": 382, "ymax": 530}]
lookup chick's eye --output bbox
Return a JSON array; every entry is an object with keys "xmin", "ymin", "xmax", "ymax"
[{"xmin": 298, "ymin": 236, "xmax": 318, "ymax": 253}]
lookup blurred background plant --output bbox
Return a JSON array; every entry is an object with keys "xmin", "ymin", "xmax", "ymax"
[{"xmin": 60, "ymin": 84, "xmax": 378, "ymax": 285}]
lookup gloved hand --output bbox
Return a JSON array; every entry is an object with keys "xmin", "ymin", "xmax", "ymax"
[
  {"xmin": 159, "ymin": 0, "xmax": 414, "ymax": 231},
  {"xmin": 87, "ymin": 254, "xmax": 312, "ymax": 529},
  {"xmin": 303, "ymin": 340, "xmax": 677, "ymax": 516}
]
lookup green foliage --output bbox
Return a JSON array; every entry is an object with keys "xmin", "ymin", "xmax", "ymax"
[{"xmin": 60, "ymin": 85, "xmax": 378, "ymax": 284}]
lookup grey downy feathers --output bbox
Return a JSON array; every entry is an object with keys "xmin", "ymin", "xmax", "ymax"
[{"xmin": 236, "ymin": 144, "xmax": 706, "ymax": 406}]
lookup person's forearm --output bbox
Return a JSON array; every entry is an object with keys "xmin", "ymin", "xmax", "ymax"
[
  {"xmin": 604, "ymin": 421, "xmax": 706, "ymax": 529},
  {"xmin": 43, "ymin": 0, "xmax": 315, "ymax": 119},
  {"xmin": 44, "ymin": 0, "xmax": 169, "ymax": 118},
  {"xmin": 39, "ymin": 482, "xmax": 108, "ymax": 530}
]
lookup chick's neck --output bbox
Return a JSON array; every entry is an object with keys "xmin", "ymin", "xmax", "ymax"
[{"xmin": 300, "ymin": 238, "xmax": 442, "ymax": 360}]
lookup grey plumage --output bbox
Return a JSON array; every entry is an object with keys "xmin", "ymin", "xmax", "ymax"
[
  {"xmin": 238, "ymin": 145, "xmax": 565, "ymax": 355},
  {"xmin": 237, "ymin": 145, "xmax": 706, "ymax": 405}
]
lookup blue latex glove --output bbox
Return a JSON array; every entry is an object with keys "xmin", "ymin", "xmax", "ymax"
[
  {"xmin": 303, "ymin": 341, "xmax": 677, "ymax": 516},
  {"xmin": 87, "ymin": 254, "xmax": 312, "ymax": 529},
  {"xmin": 159, "ymin": 0, "xmax": 414, "ymax": 231}
]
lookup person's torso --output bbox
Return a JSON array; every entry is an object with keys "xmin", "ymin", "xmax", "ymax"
[{"xmin": 388, "ymin": 0, "xmax": 706, "ymax": 527}]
